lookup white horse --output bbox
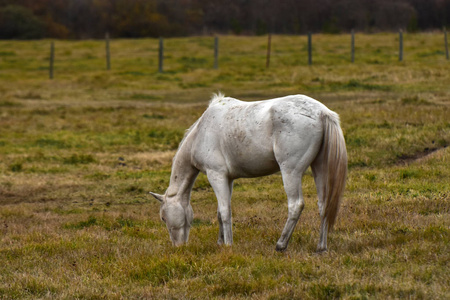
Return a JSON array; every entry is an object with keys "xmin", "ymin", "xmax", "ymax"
[{"xmin": 150, "ymin": 93, "xmax": 347, "ymax": 252}]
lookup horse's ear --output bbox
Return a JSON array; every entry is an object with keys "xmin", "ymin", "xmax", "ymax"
[{"xmin": 149, "ymin": 192, "xmax": 164, "ymax": 203}]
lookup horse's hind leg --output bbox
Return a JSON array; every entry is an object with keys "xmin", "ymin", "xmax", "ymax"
[
  {"xmin": 276, "ymin": 170, "xmax": 305, "ymax": 252},
  {"xmin": 311, "ymin": 160, "xmax": 328, "ymax": 253},
  {"xmin": 217, "ymin": 209, "xmax": 224, "ymax": 245}
]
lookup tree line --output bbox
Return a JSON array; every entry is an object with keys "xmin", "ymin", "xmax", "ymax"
[{"xmin": 0, "ymin": 0, "xmax": 449, "ymax": 39}]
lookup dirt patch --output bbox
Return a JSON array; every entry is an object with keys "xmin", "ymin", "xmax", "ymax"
[{"xmin": 397, "ymin": 146, "xmax": 448, "ymax": 165}]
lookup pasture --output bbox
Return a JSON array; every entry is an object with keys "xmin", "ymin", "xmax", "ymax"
[{"xmin": 0, "ymin": 33, "xmax": 449, "ymax": 299}]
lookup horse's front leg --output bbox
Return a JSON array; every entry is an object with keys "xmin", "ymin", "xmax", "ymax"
[{"xmin": 207, "ymin": 170, "xmax": 234, "ymax": 246}]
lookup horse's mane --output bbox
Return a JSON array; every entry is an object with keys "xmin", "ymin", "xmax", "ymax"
[
  {"xmin": 177, "ymin": 119, "xmax": 199, "ymax": 153},
  {"xmin": 176, "ymin": 93, "xmax": 224, "ymax": 154},
  {"xmin": 209, "ymin": 92, "xmax": 226, "ymax": 106}
]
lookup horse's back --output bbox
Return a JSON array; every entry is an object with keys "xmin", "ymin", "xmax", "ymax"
[{"xmin": 192, "ymin": 94, "xmax": 330, "ymax": 178}]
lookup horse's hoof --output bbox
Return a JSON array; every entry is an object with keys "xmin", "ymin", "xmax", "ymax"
[
  {"xmin": 275, "ymin": 243, "xmax": 287, "ymax": 252},
  {"xmin": 315, "ymin": 247, "xmax": 328, "ymax": 254}
]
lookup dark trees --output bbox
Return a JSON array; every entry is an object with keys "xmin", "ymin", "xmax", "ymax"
[{"xmin": 0, "ymin": 0, "xmax": 448, "ymax": 39}]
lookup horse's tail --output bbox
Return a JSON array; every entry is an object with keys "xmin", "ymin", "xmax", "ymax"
[{"xmin": 316, "ymin": 110, "xmax": 347, "ymax": 231}]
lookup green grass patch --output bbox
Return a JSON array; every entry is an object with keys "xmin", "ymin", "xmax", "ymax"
[
  {"xmin": 129, "ymin": 93, "xmax": 162, "ymax": 101},
  {"xmin": 64, "ymin": 216, "xmax": 138, "ymax": 231},
  {"xmin": 63, "ymin": 154, "xmax": 96, "ymax": 165},
  {"xmin": 9, "ymin": 162, "xmax": 23, "ymax": 172},
  {"xmin": 401, "ymin": 95, "xmax": 431, "ymax": 105},
  {"xmin": 34, "ymin": 138, "xmax": 70, "ymax": 149},
  {"xmin": 0, "ymin": 100, "xmax": 22, "ymax": 107}
]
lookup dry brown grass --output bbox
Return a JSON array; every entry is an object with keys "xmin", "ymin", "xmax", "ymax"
[{"xmin": 0, "ymin": 34, "xmax": 449, "ymax": 299}]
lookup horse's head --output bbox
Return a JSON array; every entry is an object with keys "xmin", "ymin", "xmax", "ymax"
[{"xmin": 150, "ymin": 192, "xmax": 193, "ymax": 246}]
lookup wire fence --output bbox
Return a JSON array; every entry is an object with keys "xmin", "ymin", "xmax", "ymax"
[{"xmin": 41, "ymin": 30, "xmax": 450, "ymax": 79}]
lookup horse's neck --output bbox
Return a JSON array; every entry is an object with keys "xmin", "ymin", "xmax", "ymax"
[{"xmin": 167, "ymin": 137, "xmax": 199, "ymax": 205}]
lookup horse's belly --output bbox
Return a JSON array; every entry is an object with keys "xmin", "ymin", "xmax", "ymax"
[
  {"xmin": 228, "ymin": 157, "xmax": 279, "ymax": 178},
  {"xmin": 224, "ymin": 141, "xmax": 279, "ymax": 178}
]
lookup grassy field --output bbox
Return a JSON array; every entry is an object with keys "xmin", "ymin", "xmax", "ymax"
[{"xmin": 0, "ymin": 33, "xmax": 449, "ymax": 299}]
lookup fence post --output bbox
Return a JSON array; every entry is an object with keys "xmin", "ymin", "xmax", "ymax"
[
  {"xmin": 214, "ymin": 36, "xmax": 219, "ymax": 69},
  {"xmin": 158, "ymin": 37, "xmax": 164, "ymax": 73},
  {"xmin": 399, "ymin": 29, "xmax": 403, "ymax": 62},
  {"xmin": 266, "ymin": 34, "xmax": 272, "ymax": 68},
  {"xmin": 445, "ymin": 27, "xmax": 449, "ymax": 60},
  {"xmin": 351, "ymin": 29, "xmax": 355, "ymax": 63},
  {"xmin": 308, "ymin": 32, "xmax": 312, "ymax": 65},
  {"xmin": 105, "ymin": 32, "xmax": 111, "ymax": 70},
  {"xmin": 49, "ymin": 41, "xmax": 54, "ymax": 79}
]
